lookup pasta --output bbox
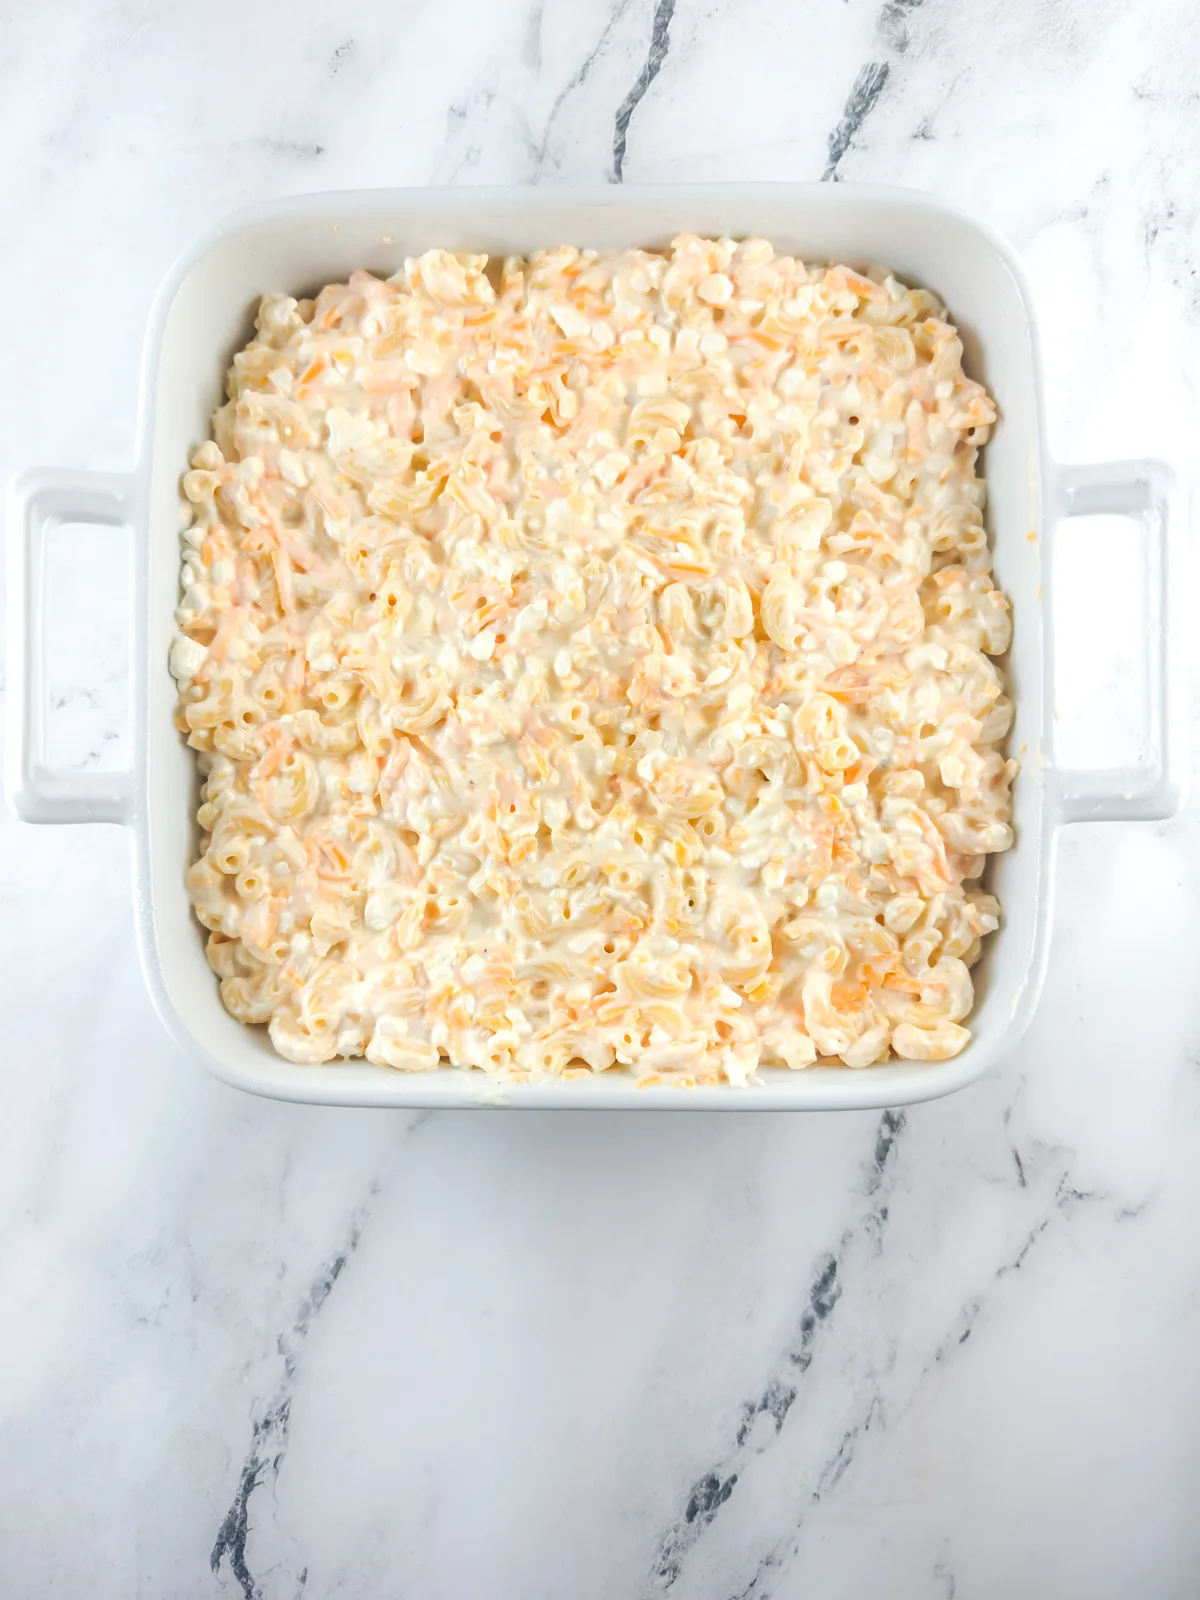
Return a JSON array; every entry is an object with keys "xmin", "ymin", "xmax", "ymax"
[{"xmin": 172, "ymin": 236, "xmax": 1014, "ymax": 1084}]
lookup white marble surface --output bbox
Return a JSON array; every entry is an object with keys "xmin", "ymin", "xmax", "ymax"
[{"xmin": 2, "ymin": 0, "xmax": 1200, "ymax": 1594}]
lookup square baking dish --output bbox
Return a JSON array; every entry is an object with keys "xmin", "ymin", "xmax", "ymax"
[{"xmin": 6, "ymin": 185, "xmax": 1184, "ymax": 1108}]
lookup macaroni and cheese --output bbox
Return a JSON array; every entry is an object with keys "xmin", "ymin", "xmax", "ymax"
[{"xmin": 172, "ymin": 236, "xmax": 1014, "ymax": 1082}]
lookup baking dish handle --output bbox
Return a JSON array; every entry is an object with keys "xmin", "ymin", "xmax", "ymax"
[
  {"xmin": 1050, "ymin": 459, "xmax": 1184, "ymax": 824},
  {"xmin": 6, "ymin": 468, "xmax": 135, "ymax": 825}
]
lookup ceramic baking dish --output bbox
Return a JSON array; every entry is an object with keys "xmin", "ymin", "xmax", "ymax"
[{"xmin": 6, "ymin": 184, "xmax": 1185, "ymax": 1108}]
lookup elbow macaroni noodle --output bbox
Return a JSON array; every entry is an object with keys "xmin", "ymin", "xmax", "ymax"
[{"xmin": 172, "ymin": 236, "xmax": 1014, "ymax": 1083}]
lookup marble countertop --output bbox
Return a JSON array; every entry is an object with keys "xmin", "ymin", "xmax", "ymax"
[{"xmin": 3, "ymin": 0, "xmax": 1199, "ymax": 1594}]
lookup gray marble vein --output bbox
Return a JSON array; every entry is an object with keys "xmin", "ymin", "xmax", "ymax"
[
  {"xmin": 822, "ymin": 0, "xmax": 931, "ymax": 180},
  {"xmin": 210, "ymin": 1194, "xmax": 376, "ymax": 1598},
  {"xmin": 612, "ymin": 0, "xmax": 676, "ymax": 181},
  {"xmin": 649, "ymin": 1112, "xmax": 904, "ymax": 1592}
]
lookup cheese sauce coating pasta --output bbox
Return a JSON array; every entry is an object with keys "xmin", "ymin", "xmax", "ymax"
[{"xmin": 172, "ymin": 236, "xmax": 1014, "ymax": 1083}]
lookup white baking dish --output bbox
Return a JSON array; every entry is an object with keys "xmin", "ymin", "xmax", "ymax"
[{"xmin": 6, "ymin": 185, "xmax": 1185, "ymax": 1109}]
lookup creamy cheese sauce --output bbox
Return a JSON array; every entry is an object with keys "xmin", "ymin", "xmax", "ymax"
[{"xmin": 173, "ymin": 237, "xmax": 1014, "ymax": 1081}]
